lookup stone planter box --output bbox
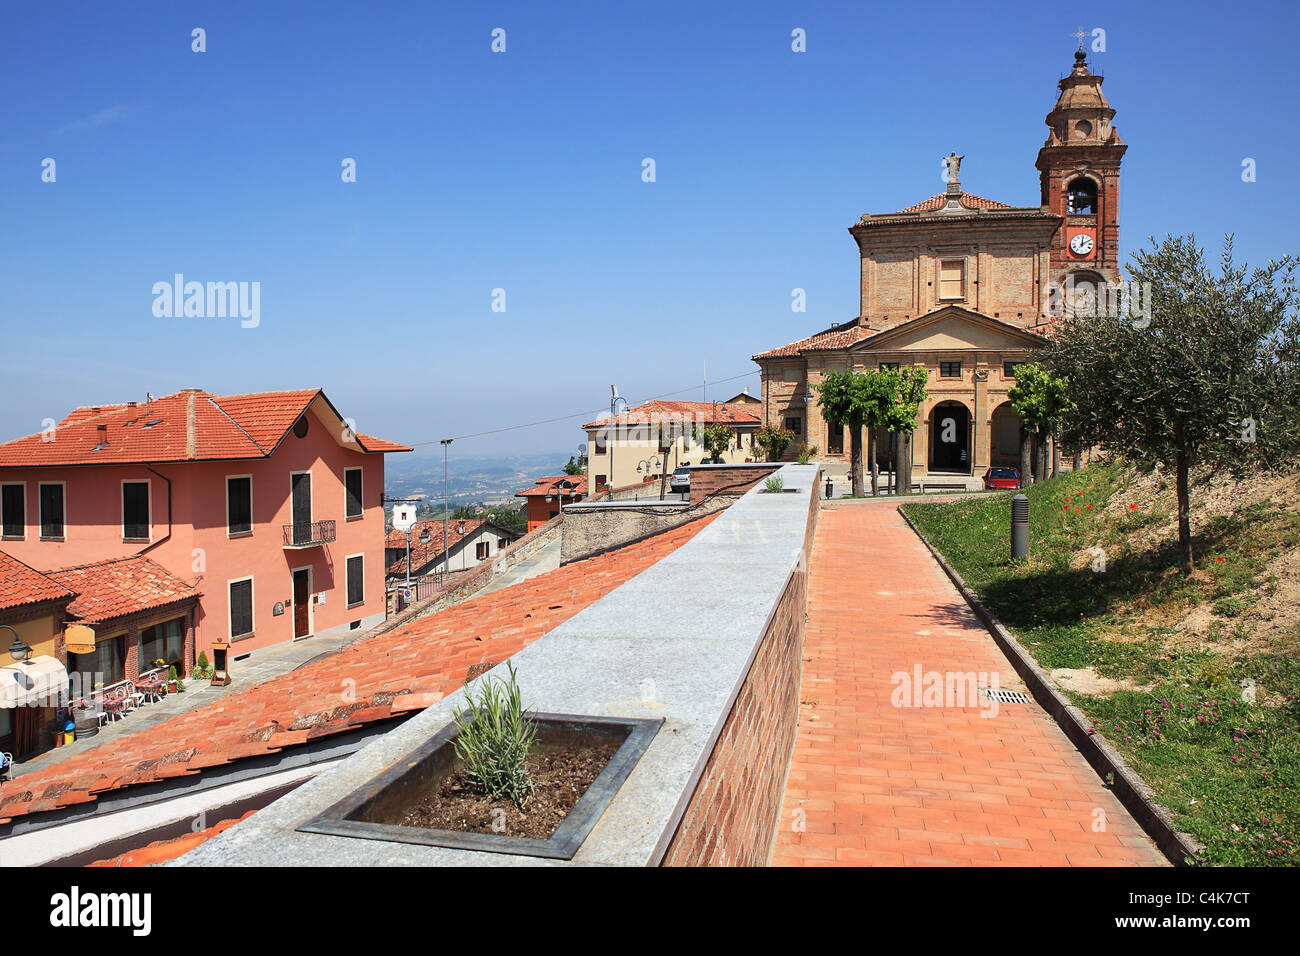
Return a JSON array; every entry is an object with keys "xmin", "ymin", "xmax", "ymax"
[{"xmin": 298, "ymin": 713, "xmax": 662, "ymax": 859}]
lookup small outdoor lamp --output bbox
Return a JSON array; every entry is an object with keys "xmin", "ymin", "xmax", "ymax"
[
  {"xmin": 825, "ymin": 474, "xmax": 833, "ymax": 499},
  {"xmin": 4, "ymin": 625, "xmax": 32, "ymax": 664}
]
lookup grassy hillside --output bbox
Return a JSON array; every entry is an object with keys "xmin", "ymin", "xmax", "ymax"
[{"xmin": 903, "ymin": 462, "xmax": 1300, "ymax": 866}]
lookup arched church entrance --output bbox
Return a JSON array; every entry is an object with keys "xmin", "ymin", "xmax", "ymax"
[{"xmin": 929, "ymin": 401, "xmax": 971, "ymax": 474}]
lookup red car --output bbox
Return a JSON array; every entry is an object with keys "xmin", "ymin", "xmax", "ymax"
[{"xmin": 983, "ymin": 467, "xmax": 1021, "ymax": 490}]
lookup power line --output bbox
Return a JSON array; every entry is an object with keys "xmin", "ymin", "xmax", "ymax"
[{"xmin": 404, "ymin": 369, "xmax": 760, "ymax": 447}]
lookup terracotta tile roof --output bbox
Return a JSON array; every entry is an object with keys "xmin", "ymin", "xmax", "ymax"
[
  {"xmin": 752, "ymin": 321, "xmax": 877, "ymax": 359},
  {"xmin": 88, "ymin": 809, "xmax": 258, "ymax": 867},
  {"xmin": 0, "ymin": 551, "xmax": 75, "ymax": 612},
  {"xmin": 383, "ymin": 518, "xmax": 513, "ymax": 576},
  {"xmin": 0, "ymin": 388, "xmax": 408, "ymax": 467},
  {"xmin": 48, "ymin": 557, "xmax": 201, "ymax": 624},
  {"xmin": 355, "ymin": 433, "xmax": 413, "ymax": 453},
  {"xmin": 894, "ymin": 191, "xmax": 1015, "ymax": 213},
  {"xmin": 515, "ymin": 475, "xmax": 588, "ymax": 499},
  {"xmin": 582, "ymin": 400, "xmax": 763, "ymax": 430},
  {"xmin": 0, "ymin": 515, "xmax": 716, "ymax": 825}
]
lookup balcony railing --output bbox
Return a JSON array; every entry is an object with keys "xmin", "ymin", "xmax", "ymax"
[{"xmin": 283, "ymin": 519, "xmax": 336, "ymax": 548}]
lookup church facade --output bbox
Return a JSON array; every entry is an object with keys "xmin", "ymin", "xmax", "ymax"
[{"xmin": 753, "ymin": 50, "xmax": 1125, "ymax": 478}]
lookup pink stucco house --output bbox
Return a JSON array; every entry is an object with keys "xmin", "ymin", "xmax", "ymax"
[{"xmin": 0, "ymin": 387, "xmax": 410, "ymax": 683}]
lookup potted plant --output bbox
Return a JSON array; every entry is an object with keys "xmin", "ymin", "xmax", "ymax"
[
  {"xmin": 192, "ymin": 651, "xmax": 213, "ymax": 681},
  {"xmin": 167, "ymin": 665, "xmax": 179, "ymax": 693}
]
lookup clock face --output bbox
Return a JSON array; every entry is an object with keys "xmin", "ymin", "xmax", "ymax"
[{"xmin": 1069, "ymin": 232, "xmax": 1095, "ymax": 256}]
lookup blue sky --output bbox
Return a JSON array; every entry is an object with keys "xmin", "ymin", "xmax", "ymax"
[{"xmin": 2, "ymin": 0, "xmax": 1296, "ymax": 461}]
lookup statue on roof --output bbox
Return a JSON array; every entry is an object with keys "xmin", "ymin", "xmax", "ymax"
[{"xmin": 943, "ymin": 152, "xmax": 964, "ymax": 184}]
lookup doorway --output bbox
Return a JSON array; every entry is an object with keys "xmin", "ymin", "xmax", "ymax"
[
  {"xmin": 290, "ymin": 472, "xmax": 312, "ymax": 545},
  {"xmin": 929, "ymin": 402, "xmax": 971, "ymax": 473},
  {"xmin": 292, "ymin": 568, "xmax": 312, "ymax": 639}
]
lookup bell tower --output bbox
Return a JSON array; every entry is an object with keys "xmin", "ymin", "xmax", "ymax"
[{"xmin": 1036, "ymin": 47, "xmax": 1126, "ymax": 302}]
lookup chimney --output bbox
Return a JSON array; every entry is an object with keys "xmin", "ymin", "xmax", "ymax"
[
  {"xmin": 456, "ymin": 520, "xmax": 466, "ymax": 534},
  {"xmin": 95, "ymin": 424, "xmax": 108, "ymax": 449},
  {"xmin": 185, "ymin": 391, "xmax": 198, "ymax": 458}
]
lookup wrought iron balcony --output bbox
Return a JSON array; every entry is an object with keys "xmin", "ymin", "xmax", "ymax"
[{"xmin": 283, "ymin": 519, "xmax": 336, "ymax": 548}]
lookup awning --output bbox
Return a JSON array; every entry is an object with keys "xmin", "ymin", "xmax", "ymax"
[{"xmin": 0, "ymin": 656, "xmax": 68, "ymax": 708}]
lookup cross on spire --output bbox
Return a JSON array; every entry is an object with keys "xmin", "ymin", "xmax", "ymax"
[{"xmin": 1072, "ymin": 26, "xmax": 1087, "ymax": 52}]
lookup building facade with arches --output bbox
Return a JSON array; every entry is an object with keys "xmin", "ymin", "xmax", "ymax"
[{"xmin": 753, "ymin": 49, "xmax": 1124, "ymax": 478}]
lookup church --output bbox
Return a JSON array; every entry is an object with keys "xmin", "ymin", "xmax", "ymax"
[{"xmin": 752, "ymin": 48, "xmax": 1125, "ymax": 479}]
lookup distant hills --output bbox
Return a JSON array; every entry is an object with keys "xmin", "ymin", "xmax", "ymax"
[{"xmin": 383, "ymin": 452, "xmax": 573, "ymax": 513}]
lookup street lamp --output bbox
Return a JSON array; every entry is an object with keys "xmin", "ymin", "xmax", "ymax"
[
  {"xmin": 609, "ymin": 385, "xmax": 628, "ymax": 494},
  {"xmin": 3, "ymin": 624, "xmax": 32, "ymax": 665},
  {"xmin": 545, "ymin": 478, "xmax": 577, "ymax": 520},
  {"xmin": 440, "ymin": 438, "xmax": 453, "ymax": 585}
]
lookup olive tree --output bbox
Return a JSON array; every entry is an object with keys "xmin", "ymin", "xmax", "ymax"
[{"xmin": 1044, "ymin": 233, "xmax": 1300, "ymax": 574}]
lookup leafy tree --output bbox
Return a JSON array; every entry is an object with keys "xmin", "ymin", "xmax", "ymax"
[
  {"xmin": 1008, "ymin": 362, "xmax": 1071, "ymax": 486},
  {"xmin": 817, "ymin": 369, "xmax": 899, "ymax": 496},
  {"xmin": 1044, "ymin": 233, "xmax": 1300, "ymax": 574},
  {"xmin": 563, "ymin": 455, "xmax": 582, "ymax": 475},
  {"xmin": 755, "ymin": 424, "xmax": 795, "ymax": 463},
  {"xmin": 880, "ymin": 367, "xmax": 929, "ymax": 494},
  {"xmin": 692, "ymin": 421, "xmax": 736, "ymax": 461}
]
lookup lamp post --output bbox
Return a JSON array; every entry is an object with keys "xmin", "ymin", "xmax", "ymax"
[
  {"xmin": 440, "ymin": 438, "xmax": 453, "ymax": 586},
  {"xmin": 609, "ymin": 385, "xmax": 628, "ymax": 495},
  {"xmin": 658, "ymin": 421, "xmax": 678, "ymax": 500},
  {"xmin": 546, "ymin": 478, "xmax": 577, "ymax": 520},
  {"xmin": 3, "ymin": 624, "xmax": 32, "ymax": 665}
]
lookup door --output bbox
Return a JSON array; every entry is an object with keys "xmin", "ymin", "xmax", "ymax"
[
  {"xmin": 291, "ymin": 472, "xmax": 311, "ymax": 545},
  {"xmin": 292, "ymin": 568, "xmax": 311, "ymax": 638},
  {"xmin": 930, "ymin": 402, "xmax": 971, "ymax": 473}
]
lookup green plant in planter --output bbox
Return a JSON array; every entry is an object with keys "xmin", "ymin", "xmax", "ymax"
[
  {"xmin": 795, "ymin": 443, "xmax": 818, "ymax": 465},
  {"xmin": 451, "ymin": 661, "xmax": 536, "ymax": 807},
  {"xmin": 193, "ymin": 651, "xmax": 213, "ymax": 680},
  {"xmin": 764, "ymin": 474, "xmax": 785, "ymax": 493}
]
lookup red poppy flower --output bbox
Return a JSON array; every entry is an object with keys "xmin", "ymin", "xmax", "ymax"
[
  {"xmin": 1086, "ymin": 504, "xmax": 1092, "ymax": 509},
  {"xmin": 1216, "ymin": 557, "xmax": 1224, "ymax": 562},
  {"xmin": 1129, "ymin": 504, "xmax": 1138, "ymax": 509}
]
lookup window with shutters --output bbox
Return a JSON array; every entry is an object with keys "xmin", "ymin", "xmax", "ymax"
[
  {"xmin": 1, "ymin": 483, "xmax": 24, "ymax": 539},
  {"xmin": 939, "ymin": 259, "xmax": 965, "ymax": 300},
  {"xmin": 346, "ymin": 555, "xmax": 364, "ymax": 608},
  {"xmin": 229, "ymin": 578, "xmax": 254, "ymax": 639},
  {"xmin": 227, "ymin": 476, "xmax": 252, "ymax": 536},
  {"xmin": 122, "ymin": 481, "xmax": 150, "ymax": 540},
  {"xmin": 39, "ymin": 483, "xmax": 64, "ymax": 540},
  {"xmin": 345, "ymin": 468, "xmax": 364, "ymax": 520}
]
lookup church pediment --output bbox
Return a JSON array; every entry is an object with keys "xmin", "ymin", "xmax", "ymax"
[{"xmin": 851, "ymin": 307, "xmax": 1046, "ymax": 353}]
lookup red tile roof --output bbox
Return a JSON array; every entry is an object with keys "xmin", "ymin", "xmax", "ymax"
[
  {"xmin": 583, "ymin": 400, "xmax": 763, "ymax": 430},
  {"xmin": 48, "ymin": 557, "xmax": 201, "ymax": 624},
  {"xmin": 894, "ymin": 191, "xmax": 1015, "ymax": 213},
  {"xmin": 0, "ymin": 388, "xmax": 410, "ymax": 467},
  {"xmin": 752, "ymin": 321, "xmax": 878, "ymax": 359},
  {"xmin": 515, "ymin": 475, "xmax": 588, "ymax": 499},
  {"xmin": 383, "ymin": 518, "xmax": 515, "ymax": 576},
  {"xmin": 0, "ymin": 515, "xmax": 716, "ymax": 825},
  {"xmin": 0, "ymin": 551, "xmax": 76, "ymax": 612}
]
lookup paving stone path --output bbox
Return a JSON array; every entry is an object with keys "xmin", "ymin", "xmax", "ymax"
[{"xmin": 772, "ymin": 502, "xmax": 1166, "ymax": 866}]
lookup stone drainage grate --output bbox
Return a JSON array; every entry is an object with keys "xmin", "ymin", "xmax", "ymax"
[{"xmin": 983, "ymin": 687, "xmax": 1031, "ymax": 705}]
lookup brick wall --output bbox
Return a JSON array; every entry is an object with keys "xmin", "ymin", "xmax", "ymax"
[
  {"xmin": 660, "ymin": 469, "xmax": 821, "ymax": 866},
  {"xmin": 688, "ymin": 464, "xmax": 781, "ymax": 504}
]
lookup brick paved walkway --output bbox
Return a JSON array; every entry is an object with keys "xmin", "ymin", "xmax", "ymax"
[{"xmin": 772, "ymin": 503, "xmax": 1166, "ymax": 867}]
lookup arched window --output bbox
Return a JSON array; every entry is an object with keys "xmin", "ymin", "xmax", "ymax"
[{"xmin": 1067, "ymin": 177, "xmax": 1097, "ymax": 215}]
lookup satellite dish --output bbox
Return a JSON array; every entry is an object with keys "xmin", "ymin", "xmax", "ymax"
[{"xmin": 578, "ymin": 442, "xmax": 587, "ymax": 454}]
